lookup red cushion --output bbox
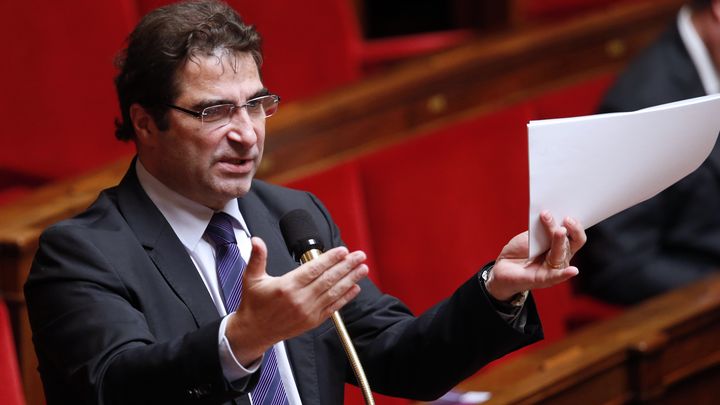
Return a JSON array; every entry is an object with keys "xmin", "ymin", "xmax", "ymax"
[
  {"xmin": 1, "ymin": 0, "xmax": 136, "ymax": 180},
  {"xmin": 361, "ymin": 29, "xmax": 475, "ymax": 71},
  {"xmin": 0, "ymin": 300, "xmax": 25, "ymax": 405},
  {"xmin": 231, "ymin": 0, "xmax": 362, "ymax": 102},
  {"xmin": 284, "ymin": 162, "xmax": 379, "ymax": 286},
  {"xmin": 135, "ymin": 0, "xmax": 362, "ymax": 102},
  {"xmin": 357, "ymin": 104, "xmax": 534, "ymax": 314}
]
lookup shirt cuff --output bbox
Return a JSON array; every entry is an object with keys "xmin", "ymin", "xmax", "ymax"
[
  {"xmin": 218, "ymin": 314, "xmax": 262, "ymax": 383},
  {"xmin": 478, "ymin": 263, "xmax": 528, "ymax": 330}
]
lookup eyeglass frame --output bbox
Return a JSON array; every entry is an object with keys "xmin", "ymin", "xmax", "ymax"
[{"xmin": 165, "ymin": 94, "xmax": 281, "ymax": 126}]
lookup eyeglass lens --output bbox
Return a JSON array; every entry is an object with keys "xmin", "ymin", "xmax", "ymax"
[{"xmin": 200, "ymin": 95, "xmax": 279, "ymax": 128}]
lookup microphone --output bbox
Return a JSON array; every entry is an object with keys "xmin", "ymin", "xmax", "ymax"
[{"xmin": 279, "ymin": 209, "xmax": 375, "ymax": 405}]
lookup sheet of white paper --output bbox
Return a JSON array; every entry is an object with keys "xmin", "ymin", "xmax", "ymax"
[{"xmin": 528, "ymin": 94, "xmax": 720, "ymax": 258}]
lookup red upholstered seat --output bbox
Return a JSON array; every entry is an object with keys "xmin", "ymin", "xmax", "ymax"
[
  {"xmin": 283, "ymin": 162, "xmax": 378, "ymax": 285},
  {"xmin": 0, "ymin": 299, "xmax": 25, "ymax": 405},
  {"xmin": 355, "ymin": 103, "xmax": 581, "ymax": 344},
  {"xmin": 1, "ymin": 0, "xmax": 136, "ymax": 182},
  {"xmin": 136, "ymin": 0, "xmax": 362, "ymax": 102},
  {"xmin": 357, "ymin": 105, "xmax": 534, "ymax": 315}
]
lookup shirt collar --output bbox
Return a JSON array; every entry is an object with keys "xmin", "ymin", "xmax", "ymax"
[
  {"xmin": 135, "ymin": 159, "xmax": 251, "ymax": 251},
  {"xmin": 678, "ymin": 5, "xmax": 720, "ymax": 94}
]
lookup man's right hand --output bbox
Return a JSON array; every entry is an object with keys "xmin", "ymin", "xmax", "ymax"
[{"xmin": 225, "ymin": 237, "xmax": 368, "ymax": 366}]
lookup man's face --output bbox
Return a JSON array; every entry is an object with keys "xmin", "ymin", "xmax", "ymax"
[{"xmin": 139, "ymin": 51, "xmax": 266, "ymax": 209}]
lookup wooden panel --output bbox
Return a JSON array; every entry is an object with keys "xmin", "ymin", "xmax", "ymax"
[{"xmin": 416, "ymin": 275, "xmax": 720, "ymax": 404}]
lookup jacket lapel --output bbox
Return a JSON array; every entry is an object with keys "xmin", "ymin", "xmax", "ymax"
[
  {"xmin": 237, "ymin": 187, "xmax": 322, "ymax": 404},
  {"xmin": 116, "ymin": 160, "xmax": 220, "ymax": 327}
]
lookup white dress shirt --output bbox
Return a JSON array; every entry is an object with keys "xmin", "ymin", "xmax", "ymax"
[
  {"xmin": 135, "ymin": 160, "xmax": 302, "ymax": 404},
  {"xmin": 678, "ymin": 5, "xmax": 720, "ymax": 95}
]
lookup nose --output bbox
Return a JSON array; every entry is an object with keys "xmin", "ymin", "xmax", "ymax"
[{"xmin": 225, "ymin": 107, "xmax": 258, "ymax": 145}]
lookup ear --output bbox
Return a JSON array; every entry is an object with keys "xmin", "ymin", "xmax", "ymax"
[
  {"xmin": 130, "ymin": 103, "xmax": 160, "ymax": 146},
  {"xmin": 711, "ymin": 0, "xmax": 720, "ymax": 22}
]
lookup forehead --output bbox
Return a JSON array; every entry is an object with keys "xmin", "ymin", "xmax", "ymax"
[{"xmin": 175, "ymin": 51, "xmax": 262, "ymax": 101}]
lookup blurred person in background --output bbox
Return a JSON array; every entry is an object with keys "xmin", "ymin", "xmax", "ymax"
[{"xmin": 579, "ymin": 0, "xmax": 720, "ymax": 305}]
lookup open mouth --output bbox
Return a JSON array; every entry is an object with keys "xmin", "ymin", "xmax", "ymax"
[{"xmin": 217, "ymin": 158, "xmax": 254, "ymax": 173}]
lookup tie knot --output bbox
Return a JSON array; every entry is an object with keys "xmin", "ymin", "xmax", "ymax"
[{"xmin": 206, "ymin": 212, "xmax": 237, "ymax": 246}]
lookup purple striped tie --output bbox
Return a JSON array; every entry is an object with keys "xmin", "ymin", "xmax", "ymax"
[{"xmin": 206, "ymin": 212, "xmax": 289, "ymax": 405}]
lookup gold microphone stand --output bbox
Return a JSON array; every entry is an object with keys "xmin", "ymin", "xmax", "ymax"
[{"xmin": 301, "ymin": 249, "xmax": 375, "ymax": 405}]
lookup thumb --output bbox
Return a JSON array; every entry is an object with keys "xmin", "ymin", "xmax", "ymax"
[
  {"xmin": 543, "ymin": 266, "xmax": 579, "ymax": 287},
  {"xmin": 244, "ymin": 236, "xmax": 268, "ymax": 280}
]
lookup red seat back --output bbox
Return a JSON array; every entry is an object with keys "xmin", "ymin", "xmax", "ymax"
[
  {"xmin": 0, "ymin": 0, "xmax": 136, "ymax": 181},
  {"xmin": 357, "ymin": 105, "xmax": 533, "ymax": 313},
  {"xmin": 284, "ymin": 162, "xmax": 378, "ymax": 284},
  {"xmin": 136, "ymin": 0, "xmax": 362, "ymax": 102},
  {"xmin": 0, "ymin": 299, "xmax": 25, "ymax": 405}
]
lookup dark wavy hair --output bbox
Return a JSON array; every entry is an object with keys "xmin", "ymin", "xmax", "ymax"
[
  {"xmin": 114, "ymin": 0, "xmax": 263, "ymax": 141},
  {"xmin": 691, "ymin": 0, "xmax": 712, "ymax": 10}
]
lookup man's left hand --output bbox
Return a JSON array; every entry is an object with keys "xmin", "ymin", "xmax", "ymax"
[{"xmin": 485, "ymin": 211, "xmax": 587, "ymax": 301}]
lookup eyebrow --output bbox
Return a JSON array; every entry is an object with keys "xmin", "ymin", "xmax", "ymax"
[{"xmin": 190, "ymin": 88, "xmax": 270, "ymax": 111}]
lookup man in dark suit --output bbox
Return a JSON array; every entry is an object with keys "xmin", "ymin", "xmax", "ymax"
[
  {"xmin": 25, "ymin": 1, "xmax": 586, "ymax": 404},
  {"xmin": 579, "ymin": 0, "xmax": 720, "ymax": 305}
]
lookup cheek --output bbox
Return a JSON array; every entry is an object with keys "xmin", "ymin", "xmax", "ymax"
[
  {"xmin": 255, "ymin": 126, "xmax": 266, "ymax": 150},
  {"xmin": 178, "ymin": 133, "xmax": 218, "ymax": 160},
  {"xmin": 159, "ymin": 136, "xmax": 216, "ymax": 175}
]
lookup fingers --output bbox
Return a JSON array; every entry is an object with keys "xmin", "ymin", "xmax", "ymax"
[
  {"xmin": 540, "ymin": 211, "xmax": 568, "ymax": 268},
  {"xmin": 324, "ymin": 284, "xmax": 362, "ymax": 314},
  {"xmin": 321, "ymin": 261, "xmax": 368, "ymax": 308},
  {"xmin": 563, "ymin": 217, "xmax": 587, "ymax": 253},
  {"xmin": 543, "ymin": 265, "xmax": 579, "ymax": 286},
  {"xmin": 544, "ymin": 226, "xmax": 569, "ymax": 269},
  {"xmin": 294, "ymin": 246, "xmax": 350, "ymax": 285},
  {"xmin": 283, "ymin": 247, "xmax": 368, "ymax": 313},
  {"xmin": 245, "ymin": 237, "xmax": 269, "ymax": 279},
  {"xmin": 491, "ymin": 213, "xmax": 584, "ymax": 296},
  {"xmin": 307, "ymin": 250, "xmax": 368, "ymax": 310},
  {"xmin": 540, "ymin": 211, "xmax": 587, "ymax": 265}
]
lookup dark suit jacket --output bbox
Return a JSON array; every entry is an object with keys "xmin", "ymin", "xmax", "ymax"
[
  {"xmin": 25, "ymin": 162, "xmax": 542, "ymax": 404},
  {"xmin": 579, "ymin": 22, "xmax": 720, "ymax": 305}
]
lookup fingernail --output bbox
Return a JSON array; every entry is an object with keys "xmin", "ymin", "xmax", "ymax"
[{"xmin": 334, "ymin": 247, "xmax": 349, "ymax": 258}]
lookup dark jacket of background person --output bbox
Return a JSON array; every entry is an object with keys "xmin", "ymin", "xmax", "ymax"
[{"xmin": 579, "ymin": 21, "xmax": 720, "ymax": 305}]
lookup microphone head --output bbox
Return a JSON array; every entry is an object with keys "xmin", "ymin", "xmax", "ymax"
[{"xmin": 279, "ymin": 209, "xmax": 325, "ymax": 260}]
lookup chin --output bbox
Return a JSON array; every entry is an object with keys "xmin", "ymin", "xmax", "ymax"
[{"xmin": 219, "ymin": 181, "xmax": 253, "ymax": 200}]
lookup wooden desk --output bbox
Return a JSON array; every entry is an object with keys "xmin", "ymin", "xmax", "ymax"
[{"xmin": 419, "ymin": 275, "xmax": 720, "ymax": 404}]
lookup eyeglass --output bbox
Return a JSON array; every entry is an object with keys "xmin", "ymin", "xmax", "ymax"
[{"xmin": 166, "ymin": 94, "xmax": 280, "ymax": 128}]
